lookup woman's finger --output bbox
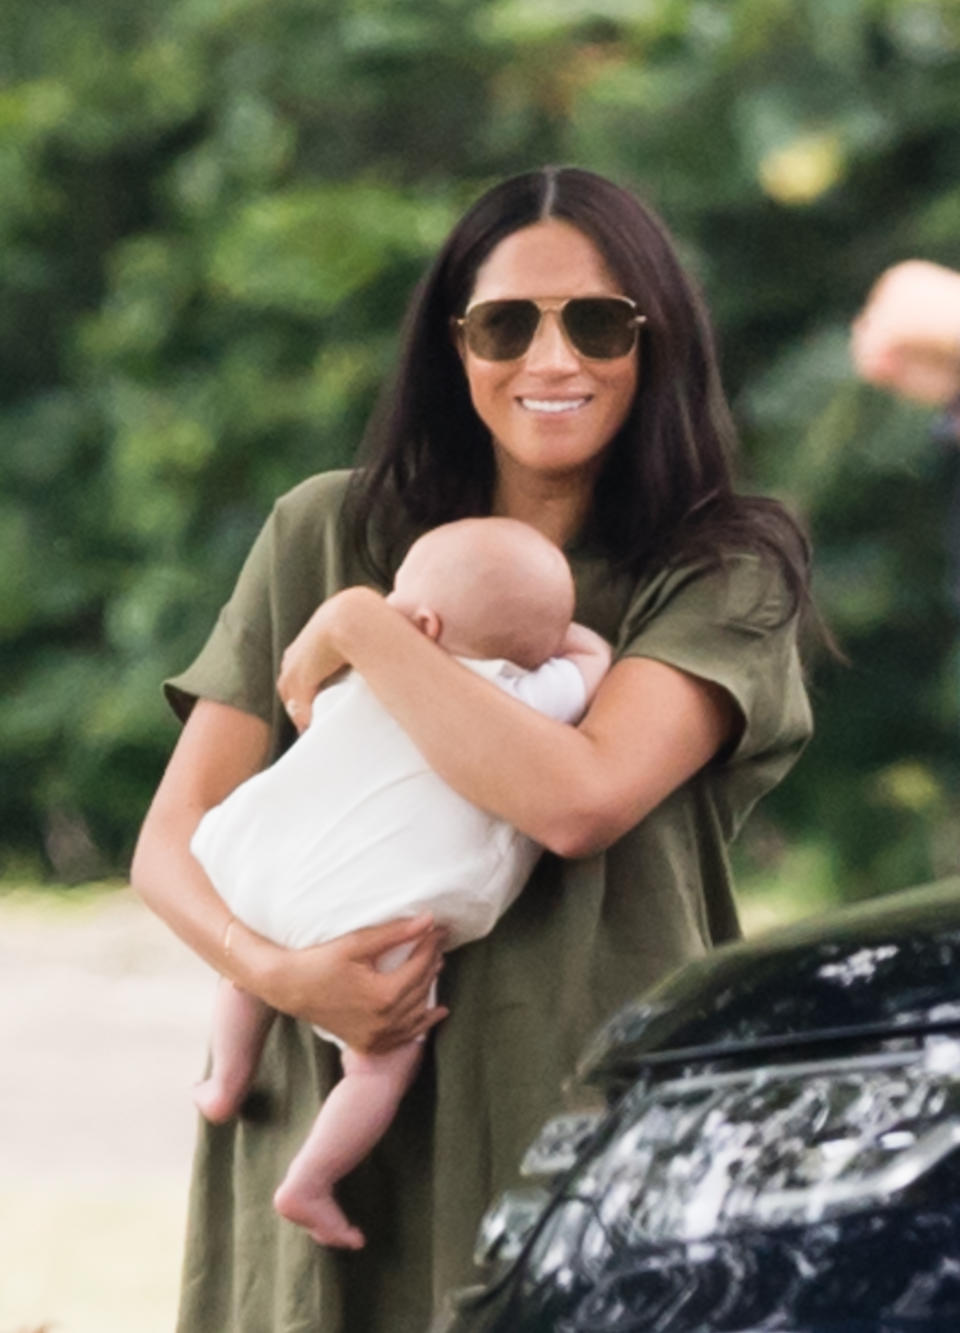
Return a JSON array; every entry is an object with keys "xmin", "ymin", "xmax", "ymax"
[
  {"xmin": 362, "ymin": 943, "xmax": 445, "ymax": 1040},
  {"xmin": 282, "ymin": 694, "xmax": 310, "ymax": 734},
  {"xmin": 276, "ymin": 657, "xmax": 314, "ymax": 732},
  {"xmin": 381, "ymin": 932, "xmax": 446, "ymax": 1005},
  {"xmin": 405, "ymin": 1004, "xmax": 449, "ymax": 1043},
  {"xmin": 370, "ymin": 1003, "xmax": 449, "ymax": 1053},
  {"xmin": 345, "ymin": 914, "xmax": 442, "ymax": 963},
  {"xmin": 385, "ymin": 959, "xmax": 444, "ymax": 1027}
]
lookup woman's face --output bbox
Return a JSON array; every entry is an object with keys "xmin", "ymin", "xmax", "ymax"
[{"xmin": 458, "ymin": 219, "xmax": 638, "ymax": 490}]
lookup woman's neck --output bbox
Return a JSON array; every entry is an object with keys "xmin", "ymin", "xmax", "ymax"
[{"xmin": 492, "ymin": 469, "xmax": 594, "ymax": 550}]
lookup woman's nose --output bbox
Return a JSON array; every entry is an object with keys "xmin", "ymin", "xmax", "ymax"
[{"xmin": 522, "ymin": 309, "xmax": 582, "ymax": 374}]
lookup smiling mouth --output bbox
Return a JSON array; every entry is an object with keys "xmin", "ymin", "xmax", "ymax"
[{"xmin": 518, "ymin": 397, "xmax": 591, "ymax": 414}]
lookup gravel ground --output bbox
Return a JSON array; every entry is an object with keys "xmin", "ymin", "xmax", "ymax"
[{"xmin": 0, "ymin": 888, "xmax": 215, "ymax": 1333}]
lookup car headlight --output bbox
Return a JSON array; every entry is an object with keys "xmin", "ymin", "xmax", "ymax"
[
  {"xmin": 474, "ymin": 1112, "xmax": 606, "ymax": 1266},
  {"xmin": 474, "ymin": 1038, "xmax": 960, "ymax": 1283}
]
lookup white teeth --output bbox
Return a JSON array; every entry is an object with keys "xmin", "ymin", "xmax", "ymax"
[{"xmin": 519, "ymin": 398, "xmax": 588, "ymax": 414}]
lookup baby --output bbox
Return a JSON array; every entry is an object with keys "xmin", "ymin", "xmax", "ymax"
[{"xmin": 190, "ymin": 517, "xmax": 611, "ymax": 1249}]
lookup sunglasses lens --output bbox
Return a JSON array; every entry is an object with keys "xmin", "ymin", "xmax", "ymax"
[
  {"xmin": 461, "ymin": 297, "xmax": 639, "ymax": 360},
  {"xmin": 464, "ymin": 301, "xmax": 540, "ymax": 360},
  {"xmin": 563, "ymin": 298, "xmax": 637, "ymax": 358}
]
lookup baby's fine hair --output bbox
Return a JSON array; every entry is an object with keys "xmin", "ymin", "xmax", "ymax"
[{"xmin": 406, "ymin": 517, "xmax": 574, "ymax": 669}]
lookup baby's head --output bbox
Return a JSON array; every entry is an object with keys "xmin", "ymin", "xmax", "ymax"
[{"xmin": 388, "ymin": 518, "xmax": 574, "ymax": 668}]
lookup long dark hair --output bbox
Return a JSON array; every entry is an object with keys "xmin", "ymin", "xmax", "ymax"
[{"xmin": 346, "ymin": 166, "xmax": 811, "ymax": 617}]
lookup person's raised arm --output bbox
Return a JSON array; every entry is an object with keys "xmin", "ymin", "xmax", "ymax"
[
  {"xmin": 277, "ymin": 587, "xmax": 736, "ymax": 860},
  {"xmin": 852, "ymin": 260, "xmax": 960, "ymax": 409},
  {"xmin": 130, "ymin": 698, "xmax": 447, "ymax": 1051}
]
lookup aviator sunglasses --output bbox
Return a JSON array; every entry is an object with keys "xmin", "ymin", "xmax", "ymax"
[{"xmin": 455, "ymin": 295, "xmax": 646, "ymax": 362}]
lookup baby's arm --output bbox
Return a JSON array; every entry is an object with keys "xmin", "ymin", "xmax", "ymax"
[{"xmin": 556, "ymin": 622, "xmax": 612, "ymax": 704}]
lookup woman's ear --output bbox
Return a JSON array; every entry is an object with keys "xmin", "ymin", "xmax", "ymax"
[{"xmin": 411, "ymin": 607, "xmax": 442, "ymax": 641}]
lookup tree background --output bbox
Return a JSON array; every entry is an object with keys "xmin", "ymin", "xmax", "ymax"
[{"xmin": 3, "ymin": 0, "xmax": 959, "ymax": 911}]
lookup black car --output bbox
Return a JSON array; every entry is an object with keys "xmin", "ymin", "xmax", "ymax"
[{"xmin": 433, "ymin": 877, "xmax": 960, "ymax": 1333}]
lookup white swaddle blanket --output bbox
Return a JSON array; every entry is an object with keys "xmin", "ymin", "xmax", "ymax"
[{"xmin": 192, "ymin": 656, "xmax": 585, "ymax": 1011}]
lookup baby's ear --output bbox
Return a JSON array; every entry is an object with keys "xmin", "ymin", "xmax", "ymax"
[{"xmin": 412, "ymin": 607, "xmax": 442, "ymax": 641}]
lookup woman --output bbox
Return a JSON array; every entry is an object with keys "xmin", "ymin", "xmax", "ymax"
[{"xmin": 132, "ymin": 166, "xmax": 813, "ymax": 1331}]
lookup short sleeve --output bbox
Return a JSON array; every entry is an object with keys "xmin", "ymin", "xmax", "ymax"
[
  {"xmin": 163, "ymin": 470, "xmax": 358, "ymax": 738},
  {"xmin": 507, "ymin": 657, "xmax": 588, "ymax": 723},
  {"xmin": 617, "ymin": 555, "xmax": 813, "ymax": 837},
  {"xmin": 164, "ymin": 515, "xmax": 278, "ymax": 726}
]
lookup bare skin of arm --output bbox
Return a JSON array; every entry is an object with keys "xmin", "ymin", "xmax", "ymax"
[
  {"xmin": 130, "ymin": 698, "xmax": 447, "ymax": 1052},
  {"xmin": 277, "ymin": 588, "xmax": 736, "ymax": 860},
  {"xmin": 851, "ymin": 260, "xmax": 960, "ymax": 406}
]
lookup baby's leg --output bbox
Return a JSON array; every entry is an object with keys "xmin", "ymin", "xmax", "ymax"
[
  {"xmin": 273, "ymin": 1040, "xmax": 423, "ymax": 1249},
  {"xmin": 194, "ymin": 978, "xmax": 276, "ymax": 1124}
]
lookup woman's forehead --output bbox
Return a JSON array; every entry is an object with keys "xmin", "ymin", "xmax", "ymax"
[{"xmin": 469, "ymin": 219, "xmax": 623, "ymax": 302}]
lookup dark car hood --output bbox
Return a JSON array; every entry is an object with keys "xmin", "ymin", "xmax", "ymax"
[{"xmin": 581, "ymin": 877, "xmax": 960, "ymax": 1085}]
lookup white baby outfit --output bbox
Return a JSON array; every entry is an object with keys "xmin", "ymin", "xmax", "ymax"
[{"xmin": 192, "ymin": 656, "xmax": 586, "ymax": 1042}]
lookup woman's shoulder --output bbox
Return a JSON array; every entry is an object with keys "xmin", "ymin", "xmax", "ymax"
[
  {"xmin": 575, "ymin": 548, "xmax": 792, "ymax": 648},
  {"xmin": 265, "ymin": 468, "xmax": 378, "ymax": 594},
  {"xmin": 271, "ymin": 468, "xmax": 355, "ymax": 527},
  {"xmin": 598, "ymin": 551, "xmax": 795, "ymax": 656},
  {"xmin": 265, "ymin": 468, "xmax": 359, "ymax": 562},
  {"xmin": 631, "ymin": 552, "xmax": 796, "ymax": 630}
]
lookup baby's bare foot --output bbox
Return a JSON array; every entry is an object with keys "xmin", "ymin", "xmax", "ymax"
[
  {"xmin": 193, "ymin": 1075, "xmax": 246, "ymax": 1124},
  {"xmin": 273, "ymin": 1180, "xmax": 365, "ymax": 1250}
]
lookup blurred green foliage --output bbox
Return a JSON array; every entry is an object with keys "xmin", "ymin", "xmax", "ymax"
[{"xmin": 2, "ymin": 0, "xmax": 959, "ymax": 902}]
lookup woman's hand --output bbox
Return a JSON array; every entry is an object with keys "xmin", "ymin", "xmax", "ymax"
[
  {"xmin": 278, "ymin": 586, "xmax": 386, "ymax": 733},
  {"xmin": 255, "ymin": 915, "xmax": 449, "ymax": 1052}
]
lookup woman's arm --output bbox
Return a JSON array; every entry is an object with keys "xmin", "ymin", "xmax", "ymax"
[
  {"xmin": 277, "ymin": 588, "xmax": 736, "ymax": 859},
  {"xmin": 130, "ymin": 698, "xmax": 447, "ymax": 1051}
]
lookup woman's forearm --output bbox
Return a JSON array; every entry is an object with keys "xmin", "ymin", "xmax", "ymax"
[
  {"xmin": 281, "ymin": 588, "xmax": 595, "ymax": 842},
  {"xmin": 129, "ymin": 700, "xmax": 284, "ymax": 996},
  {"xmin": 131, "ymin": 696, "xmax": 448, "ymax": 1048},
  {"xmin": 131, "ymin": 797, "xmax": 278, "ymax": 992},
  {"xmin": 296, "ymin": 588, "xmax": 733, "ymax": 857}
]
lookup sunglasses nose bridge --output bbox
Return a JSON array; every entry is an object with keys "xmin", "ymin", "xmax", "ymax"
[{"xmin": 523, "ymin": 302, "xmax": 582, "ymax": 365}]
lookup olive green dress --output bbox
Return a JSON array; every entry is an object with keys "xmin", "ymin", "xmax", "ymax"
[{"xmin": 165, "ymin": 469, "xmax": 812, "ymax": 1332}]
